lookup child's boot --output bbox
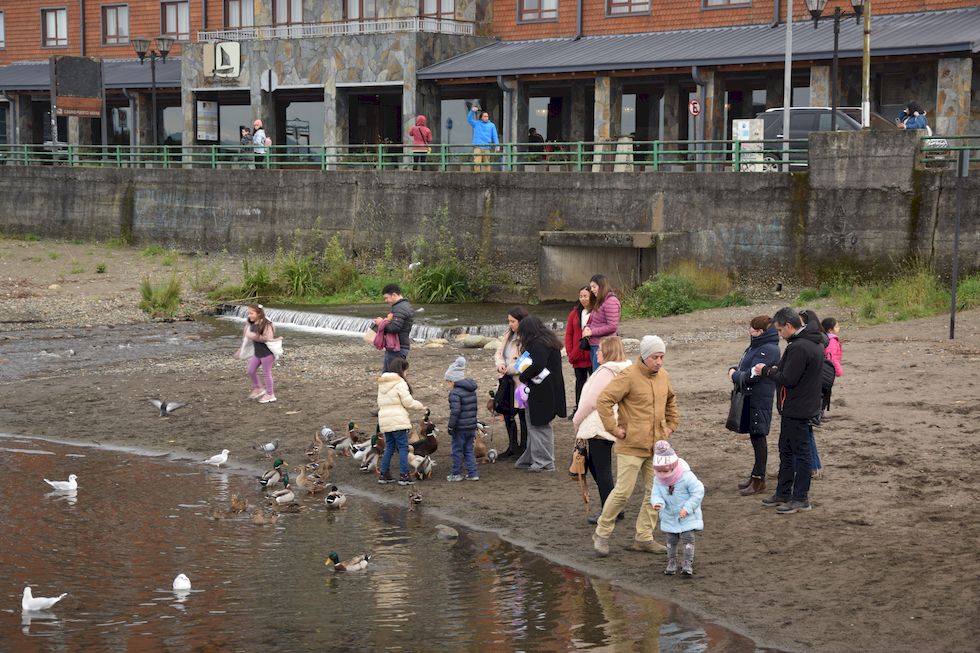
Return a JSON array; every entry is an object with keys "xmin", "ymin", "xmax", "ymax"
[
  {"xmin": 664, "ymin": 542, "xmax": 677, "ymax": 576},
  {"xmin": 681, "ymin": 540, "xmax": 695, "ymax": 576}
]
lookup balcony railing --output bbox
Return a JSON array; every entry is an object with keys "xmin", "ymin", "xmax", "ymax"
[{"xmin": 198, "ymin": 17, "xmax": 474, "ymax": 41}]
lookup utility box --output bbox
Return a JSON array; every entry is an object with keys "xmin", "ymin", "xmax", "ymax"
[{"xmin": 733, "ymin": 118, "xmax": 765, "ymax": 172}]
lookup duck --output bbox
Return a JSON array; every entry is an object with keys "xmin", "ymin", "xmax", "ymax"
[
  {"xmin": 347, "ymin": 420, "xmax": 368, "ymax": 445},
  {"xmin": 291, "ymin": 465, "xmax": 314, "ymax": 492},
  {"xmin": 324, "ymin": 485, "xmax": 347, "ymax": 509},
  {"xmin": 408, "ymin": 409, "xmax": 438, "ymax": 457},
  {"xmin": 259, "ymin": 459, "xmax": 288, "ymax": 489},
  {"xmin": 408, "ymin": 487, "xmax": 423, "ymax": 510},
  {"xmin": 269, "ymin": 477, "xmax": 296, "ymax": 505},
  {"xmin": 251, "ymin": 510, "xmax": 280, "ymax": 526},
  {"xmin": 408, "ymin": 453, "xmax": 435, "ymax": 481},
  {"xmin": 307, "ymin": 472, "xmax": 329, "ymax": 495},
  {"xmin": 306, "ymin": 429, "xmax": 326, "ymax": 460},
  {"xmin": 325, "ymin": 551, "xmax": 371, "ymax": 572},
  {"xmin": 229, "ymin": 493, "xmax": 249, "ymax": 514}
]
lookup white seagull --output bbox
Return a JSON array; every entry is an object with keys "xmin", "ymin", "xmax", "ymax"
[
  {"xmin": 173, "ymin": 574, "xmax": 192, "ymax": 591},
  {"xmin": 43, "ymin": 474, "xmax": 78, "ymax": 492},
  {"xmin": 22, "ymin": 587, "xmax": 67, "ymax": 612},
  {"xmin": 203, "ymin": 449, "xmax": 230, "ymax": 466}
]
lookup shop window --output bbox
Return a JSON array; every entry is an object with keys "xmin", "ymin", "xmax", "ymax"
[
  {"xmin": 103, "ymin": 5, "xmax": 129, "ymax": 45},
  {"xmin": 274, "ymin": 0, "xmax": 302, "ymax": 24},
  {"xmin": 519, "ymin": 0, "xmax": 557, "ymax": 22},
  {"xmin": 345, "ymin": 0, "xmax": 376, "ymax": 20},
  {"xmin": 421, "ymin": 0, "xmax": 453, "ymax": 18},
  {"xmin": 225, "ymin": 0, "xmax": 254, "ymax": 27},
  {"xmin": 42, "ymin": 8, "xmax": 69, "ymax": 47},
  {"xmin": 606, "ymin": 0, "xmax": 649, "ymax": 16},
  {"xmin": 161, "ymin": 0, "xmax": 190, "ymax": 40}
]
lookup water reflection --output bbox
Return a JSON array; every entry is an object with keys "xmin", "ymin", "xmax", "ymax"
[{"xmin": 1, "ymin": 435, "xmax": 765, "ymax": 651}]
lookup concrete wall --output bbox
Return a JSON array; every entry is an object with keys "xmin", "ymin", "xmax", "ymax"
[{"xmin": 0, "ymin": 131, "xmax": 977, "ymax": 298}]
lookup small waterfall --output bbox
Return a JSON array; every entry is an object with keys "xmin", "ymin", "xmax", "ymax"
[{"xmin": 219, "ymin": 305, "xmax": 512, "ymax": 341}]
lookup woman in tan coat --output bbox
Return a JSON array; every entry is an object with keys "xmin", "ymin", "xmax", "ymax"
[{"xmin": 492, "ymin": 306, "xmax": 528, "ymax": 458}]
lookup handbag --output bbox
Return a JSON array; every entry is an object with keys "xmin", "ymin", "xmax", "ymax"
[
  {"xmin": 725, "ymin": 389, "xmax": 746, "ymax": 432},
  {"xmin": 568, "ymin": 443, "xmax": 587, "ymax": 477},
  {"xmin": 578, "ymin": 336, "xmax": 590, "ymax": 351}
]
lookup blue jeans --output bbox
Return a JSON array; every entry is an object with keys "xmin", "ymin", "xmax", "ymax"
[
  {"xmin": 776, "ymin": 416, "xmax": 812, "ymax": 501},
  {"xmin": 380, "ymin": 429, "xmax": 409, "ymax": 477},
  {"xmin": 809, "ymin": 429, "xmax": 822, "ymax": 471},
  {"xmin": 382, "ymin": 349, "xmax": 407, "ymax": 373},
  {"xmin": 450, "ymin": 429, "xmax": 478, "ymax": 477},
  {"xmin": 590, "ymin": 344, "xmax": 600, "ymax": 371}
]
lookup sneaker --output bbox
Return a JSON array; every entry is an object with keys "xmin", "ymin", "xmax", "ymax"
[
  {"xmin": 592, "ymin": 533, "xmax": 610, "ymax": 557},
  {"xmin": 397, "ymin": 474, "xmax": 415, "ymax": 486},
  {"xmin": 465, "ymin": 475, "xmax": 480, "ymax": 481},
  {"xmin": 761, "ymin": 494, "xmax": 790, "ymax": 508},
  {"xmin": 629, "ymin": 538, "xmax": 667, "ymax": 554},
  {"xmin": 446, "ymin": 474, "xmax": 463, "ymax": 482},
  {"xmin": 248, "ymin": 388, "xmax": 265, "ymax": 400},
  {"xmin": 681, "ymin": 562, "xmax": 694, "ymax": 576},
  {"xmin": 259, "ymin": 394, "xmax": 277, "ymax": 404},
  {"xmin": 377, "ymin": 473, "xmax": 394, "ymax": 484},
  {"xmin": 664, "ymin": 560, "xmax": 677, "ymax": 576},
  {"xmin": 776, "ymin": 499, "xmax": 812, "ymax": 514}
]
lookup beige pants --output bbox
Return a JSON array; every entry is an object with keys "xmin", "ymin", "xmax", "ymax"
[
  {"xmin": 595, "ymin": 453, "xmax": 659, "ymax": 541},
  {"xmin": 473, "ymin": 147, "xmax": 493, "ymax": 172}
]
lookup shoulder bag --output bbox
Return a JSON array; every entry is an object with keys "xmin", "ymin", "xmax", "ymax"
[{"xmin": 725, "ymin": 388, "xmax": 746, "ymax": 432}]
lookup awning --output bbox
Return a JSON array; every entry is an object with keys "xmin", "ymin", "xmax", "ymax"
[
  {"xmin": 0, "ymin": 58, "xmax": 182, "ymax": 92},
  {"xmin": 418, "ymin": 7, "xmax": 980, "ymax": 80}
]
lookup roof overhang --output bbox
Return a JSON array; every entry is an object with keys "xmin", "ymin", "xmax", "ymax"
[{"xmin": 0, "ymin": 58, "xmax": 182, "ymax": 93}]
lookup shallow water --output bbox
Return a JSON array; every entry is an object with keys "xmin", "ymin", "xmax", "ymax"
[{"xmin": 1, "ymin": 436, "xmax": 764, "ymax": 652}]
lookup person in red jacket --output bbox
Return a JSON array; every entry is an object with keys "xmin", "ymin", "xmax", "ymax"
[
  {"xmin": 565, "ymin": 286, "xmax": 596, "ymax": 413},
  {"xmin": 408, "ymin": 115, "xmax": 433, "ymax": 170}
]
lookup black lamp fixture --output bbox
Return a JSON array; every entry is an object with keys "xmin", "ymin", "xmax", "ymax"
[
  {"xmin": 804, "ymin": 0, "xmax": 866, "ymax": 131},
  {"xmin": 131, "ymin": 36, "xmax": 175, "ymax": 146}
]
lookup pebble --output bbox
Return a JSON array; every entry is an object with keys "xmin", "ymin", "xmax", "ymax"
[{"xmin": 435, "ymin": 524, "xmax": 459, "ymax": 540}]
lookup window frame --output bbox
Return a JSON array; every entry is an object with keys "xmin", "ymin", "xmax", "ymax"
[
  {"xmin": 102, "ymin": 4, "xmax": 129, "ymax": 46},
  {"xmin": 420, "ymin": 0, "xmax": 454, "ymax": 19},
  {"xmin": 343, "ymin": 0, "xmax": 377, "ymax": 21},
  {"xmin": 0, "ymin": 11, "xmax": 6, "ymax": 50},
  {"xmin": 224, "ymin": 0, "xmax": 255, "ymax": 28},
  {"xmin": 517, "ymin": 0, "xmax": 558, "ymax": 23},
  {"xmin": 41, "ymin": 7, "xmax": 69, "ymax": 48},
  {"xmin": 701, "ymin": 0, "xmax": 751, "ymax": 8},
  {"xmin": 605, "ymin": 0, "xmax": 650, "ymax": 18},
  {"xmin": 274, "ymin": 0, "xmax": 303, "ymax": 25},
  {"xmin": 160, "ymin": 0, "xmax": 190, "ymax": 40}
]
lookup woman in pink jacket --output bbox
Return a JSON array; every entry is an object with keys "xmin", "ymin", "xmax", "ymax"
[
  {"xmin": 582, "ymin": 274, "xmax": 621, "ymax": 371},
  {"xmin": 408, "ymin": 115, "xmax": 433, "ymax": 170}
]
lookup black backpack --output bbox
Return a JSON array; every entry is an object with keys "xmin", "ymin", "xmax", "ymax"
[{"xmin": 821, "ymin": 358, "xmax": 836, "ymax": 394}]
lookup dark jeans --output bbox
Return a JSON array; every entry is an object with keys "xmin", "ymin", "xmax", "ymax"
[
  {"xmin": 750, "ymin": 434, "xmax": 767, "ymax": 477},
  {"xmin": 809, "ymin": 429, "xmax": 822, "ymax": 470},
  {"xmin": 776, "ymin": 416, "xmax": 812, "ymax": 501},
  {"xmin": 380, "ymin": 429, "xmax": 409, "ymax": 477},
  {"xmin": 586, "ymin": 438, "xmax": 615, "ymax": 507},
  {"xmin": 450, "ymin": 428, "xmax": 478, "ymax": 477},
  {"xmin": 382, "ymin": 349, "xmax": 407, "ymax": 373},
  {"xmin": 573, "ymin": 366, "xmax": 592, "ymax": 408},
  {"xmin": 589, "ymin": 345, "xmax": 600, "ymax": 370}
]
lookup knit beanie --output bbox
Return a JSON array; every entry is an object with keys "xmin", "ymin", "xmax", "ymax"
[
  {"xmin": 653, "ymin": 440, "xmax": 678, "ymax": 472},
  {"xmin": 640, "ymin": 335, "xmax": 666, "ymax": 359},
  {"xmin": 445, "ymin": 355, "xmax": 466, "ymax": 382}
]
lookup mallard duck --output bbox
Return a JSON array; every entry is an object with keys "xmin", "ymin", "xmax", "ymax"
[
  {"xmin": 251, "ymin": 510, "xmax": 280, "ymax": 526},
  {"xmin": 324, "ymin": 486, "xmax": 347, "ymax": 509},
  {"xmin": 259, "ymin": 460, "xmax": 288, "ymax": 489},
  {"xmin": 408, "ymin": 453, "xmax": 435, "ymax": 480},
  {"xmin": 229, "ymin": 493, "xmax": 249, "ymax": 514},
  {"xmin": 307, "ymin": 472, "xmax": 329, "ymax": 495},
  {"xmin": 306, "ymin": 429, "xmax": 325, "ymax": 460},
  {"xmin": 347, "ymin": 420, "xmax": 368, "ymax": 444},
  {"xmin": 351, "ymin": 440, "xmax": 372, "ymax": 462},
  {"xmin": 292, "ymin": 465, "xmax": 314, "ymax": 492},
  {"xmin": 325, "ymin": 551, "xmax": 370, "ymax": 572},
  {"xmin": 408, "ymin": 487, "xmax": 422, "ymax": 510},
  {"xmin": 409, "ymin": 409, "xmax": 438, "ymax": 457},
  {"xmin": 269, "ymin": 481, "xmax": 295, "ymax": 505}
]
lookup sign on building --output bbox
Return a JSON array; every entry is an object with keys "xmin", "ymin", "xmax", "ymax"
[
  {"xmin": 196, "ymin": 101, "xmax": 219, "ymax": 141},
  {"xmin": 203, "ymin": 42, "xmax": 241, "ymax": 78},
  {"xmin": 51, "ymin": 56, "xmax": 103, "ymax": 118},
  {"xmin": 733, "ymin": 118, "xmax": 765, "ymax": 172}
]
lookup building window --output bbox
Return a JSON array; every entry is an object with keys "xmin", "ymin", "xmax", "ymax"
[
  {"xmin": 225, "ymin": 0, "xmax": 254, "ymax": 28},
  {"xmin": 161, "ymin": 0, "xmax": 190, "ymax": 40},
  {"xmin": 42, "ymin": 8, "xmax": 69, "ymax": 47},
  {"xmin": 102, "ymin": 5, "xmax": 129, "ymax": 44},
  {"xmin": 0, "ymin": 11, "xmax": 6, "ymax": 49},
  {"xmin": 519, "ymin": 0, "xmax": 557, "ymax": 22},
  {"xmin": 703, "ymin": 0, "xmax": 750, "ymax": 6},
  {"xmin": 606, "ymin": 0, "xmax": 649, "ymax": 16},
  {"xmin": 421, "ymin": 0, "xmax": 453, "ymax": 18},
  {"xmin": 345, "ymin": 0, "xmax": 376, "ymax": 20},
  {"xmin": 274, "ymin": 0, "xmax": 302, "ymax": 24}
]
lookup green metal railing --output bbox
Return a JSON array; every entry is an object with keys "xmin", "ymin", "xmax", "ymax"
[{"xmin": 0, "ymin": 137, "xmax": 974, "ymax": 172}]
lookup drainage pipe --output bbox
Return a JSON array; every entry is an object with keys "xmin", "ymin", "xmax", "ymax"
[
  {"xmin": 575, "ymin": 0, "xmax": 583, "ymax": 39},
  {"xmin": 692, "ymin": 65, "xmax": 707, "ymax": 171},
  {"xmin": 496, "ymin": 75, "xmax": 514, "ymax": 149},
  {"xmin": 772, "ymin": 0, "xmax": 780, "ymax": 26}
]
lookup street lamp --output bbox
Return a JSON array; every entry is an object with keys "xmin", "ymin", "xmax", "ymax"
[
  {"xmin": 805, "ymin": 0, "xmax": 865, "ymax": 131},
  {"xmin": 131, "ymin": 36, "xmax": 174, "ymax": 146}
]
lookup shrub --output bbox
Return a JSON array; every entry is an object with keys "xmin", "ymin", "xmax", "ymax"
[
  {"xmin": 955, "ymin": 272, "xmax": 980, "ymax": 310},
  {"xmin": 240, "ymin": 258, "xmax": 275, "ymax": 299},
  {"xmin": 160, "ymin": 253, "xmax": 176, "ymax": 267},
  {"xmin": 189, "ymin": 262, "xmax": 224, "ymax": 293},
  {"xmin": 95, "ymin": 263, "xmax": 107, "ymax": 274},
  {"xmin": 274, "ymin": 250, "xmax": 318, "ymax": 297},
  {"xmin": 628, "ymin": 274, "xmax": 698, "ymax": 317},
  {"xmin": 139, "ymin": 276, "xmax": 183, "ymax": 318},
  {"xmin": 413, "ymin": 263, "xmax": 469, "ymax": 303},
  {"xmin": 321, "ymin": 236, "xmax": 360, "ymax": 295}
]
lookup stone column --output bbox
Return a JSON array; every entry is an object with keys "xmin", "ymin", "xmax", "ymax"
[
  {"xmin": 935, "ymin": 57, "xmax": 972, "ymax": 135},
  {"xmin": 512, "ymin": 80, "xmax": 529, "ymax": 146},
  {"xmin": 133, "ymin": 92, "xmax": 152, "ymax": 146},
  {"xmin": 568, "ymin": 82, "xmax": 586, "ymax": 142},
  {"xmin": 662, "ymin": 80, "xmax": 680, "ymax": 141},
  {"xmin": 765, "ymin": 73, "xmax": 784, "ymax": 109},
  {"xmin": 66, "ymin": 116, "xmax": 93, "ymax": 146},
  {"xmin": 15, "ymin": 94, "xmax": 33, "ymax": 144},
  {"xmin": 810, "ymin": 65, "xmax": 830, "ymax": 108},
  {"xmin": 702, "ymin": 69, "xmax": 723, "ymax": 142},
  {"xmin": 593, "ymin": 75, "xmax": 622, "ymax": 141},
  {"xmin": 415, "ymin": 80, "xmax": 441, "ymax": 143}
]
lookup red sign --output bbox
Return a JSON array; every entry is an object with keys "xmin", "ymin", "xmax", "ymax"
[{"xmin": 688, "ymin": 99, "xmax": 702, "ymax": 117}]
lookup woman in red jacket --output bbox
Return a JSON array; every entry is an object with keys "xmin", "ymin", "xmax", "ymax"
[
  {"xmin": 408, "ymin": 115, "xmax": 433, "ymax": 170},
  {"xmin": 565, "ymin": 286, "xmax": 595, "ymax": 412}
]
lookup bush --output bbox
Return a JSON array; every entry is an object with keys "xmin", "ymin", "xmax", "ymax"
[
  {"xmin": 189, "ymin": 262, "xmax": 224, "ymax": 293},
  {"xmin": 141, "ymin": 244, "xmax": 166, "ymax": 257},
  {"xmin": 139, "ymin": 276, "xmax": 182, "ymax": 318},
  {"xmin": 240, "ymin": 258, "xmax": 275, "ymax": 299},
  {"xmin": 627, "ymin": 274, "xmax": 698, "ymax": 317},
  {"xmin": 320, "ymin": 236, "xmax": 360, "ymax": 295},
  {"xmin": 274, "ymin": 250, "xmax": 318, "ymax": 297},
  {"xmin": 955, "ymin": 273, "xmax": 980, "ymax": 310},
  {"xmin": 95, "ymin": 263, "xmax": 107, "ymax": 274},
  {"xmin": 412, "ymin": 263, "xmax": 469, "ymax": 303}
]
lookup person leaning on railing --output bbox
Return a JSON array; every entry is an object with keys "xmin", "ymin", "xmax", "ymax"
[{"xmin": 468, "ymin": 106, "xmax": 499, "ymax": 172}]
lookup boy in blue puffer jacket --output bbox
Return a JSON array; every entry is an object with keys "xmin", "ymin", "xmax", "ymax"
[
  {"xmin": 445, "ymin": 356, "xmax": 480, "ymax": 481},
  {"xmin": 650, "ymin": 440, "xmax": 705, "ymax": 577}
]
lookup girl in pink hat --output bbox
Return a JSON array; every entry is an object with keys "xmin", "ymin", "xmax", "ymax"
[{"xmin": 650, "ymin": 440, "xmax": 705, "ymax": 576}]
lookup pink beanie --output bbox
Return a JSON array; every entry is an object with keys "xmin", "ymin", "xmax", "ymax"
[{"xmin": 653, "ymin": 440, "xmax": 678, "ymax": 472}]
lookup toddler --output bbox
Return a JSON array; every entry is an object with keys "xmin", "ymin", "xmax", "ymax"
[
  {"xmin": 445, "ymin": 356, "xmax": 480, "ymax": 482},
  {"xmin": 650, "ymin": 441, "xmax": 704, "ymax": 577}
]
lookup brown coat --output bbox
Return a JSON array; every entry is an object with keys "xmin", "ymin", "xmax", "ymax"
[{"xmin": 596, "ymin": 356, "xmax": 679, "ymax": 458}]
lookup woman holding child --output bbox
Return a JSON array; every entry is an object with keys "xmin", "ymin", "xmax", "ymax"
[
  {"xmin": 493, "ymin": 306, "xmax": 529, "ymax": 459},
  {"xmin": 513, "ymin": 316, "xmax": 566, "ymax": 472}
]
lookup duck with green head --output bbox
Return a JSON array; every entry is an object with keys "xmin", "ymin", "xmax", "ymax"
[
  {"xmin": 325, "ymin": 551, "xmax": 370, "ymax": 572},
  {"xmin": 259, "ymin": 459, "xmax": 287, "ymax": 488}
]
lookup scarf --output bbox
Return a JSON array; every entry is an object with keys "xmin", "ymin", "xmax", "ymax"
[{"xmin": 654, "ymin": 458, "xmax": 689, "ymax": 489}]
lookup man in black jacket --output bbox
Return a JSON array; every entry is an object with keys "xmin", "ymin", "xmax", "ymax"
[
  {"xmin": 373, "ymin": 283, "xmax": 415, "ymax": 373},
  {"xmin": 753, "ymin": 307, "xmax": 825, "ymax": 514}
]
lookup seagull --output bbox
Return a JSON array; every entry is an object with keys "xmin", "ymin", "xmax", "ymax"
[
  {"xmin": 172, "ymin": 574, "xmax": 191, "ymax": 591},
  {"xmin": 22, "ymin": 587, "xmax": 67, "ymax": 612},
  {"xmin": 252, "ymin": 439, "xmax": 280, "ymax": 455},
  {"xmin": 203, "ymin": 449, "xmax": 230, "ymax": 466},
  {"xmin": 43, "ymin": 475, "xmax": 78, "ymax": 492},
  {"xmin": 150, "ymin": 400, "xmax": 187, "ymax": 417}
]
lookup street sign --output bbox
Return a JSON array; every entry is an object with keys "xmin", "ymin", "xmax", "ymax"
[{"xmin": 688, "ymin": 99, "xmax": 702, "ymax": 117}]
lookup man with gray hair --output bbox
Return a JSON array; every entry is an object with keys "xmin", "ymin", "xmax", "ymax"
[{"xmin": 592, "ymin": 335, "xmax": 679, "ymax": 557}]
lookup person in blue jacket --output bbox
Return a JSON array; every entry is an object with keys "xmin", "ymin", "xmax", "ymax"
[
  {"xmin": 728, "ymin": 315, "xmax": 780, "ymax": 496},
  {"xmin": 468, "ymin": 105, "xmax": 499, "ymax": 172},
  {"xmin": 896, "ymin": 102, "xmax": 928, "ymax": 131},
  {"xmin": 445, "ymin": 355, "xmax": 480, "ymax": 482},
  {"xmin": 650, "ymin": 440, "xmax": 704, "ymax": 577}
]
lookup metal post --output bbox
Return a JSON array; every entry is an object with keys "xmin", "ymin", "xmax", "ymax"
[
  {"xmin": 830, "ymin": 7, "xmax": 841, "ymax": 132},
  {"xmin": 150, "ymin": 54, "xmax": 158, "ymax": 147},
  {"xmin": 861, "ymin": 1, "xmax": 871, "ymax": 128},
  {"xmin": 782, "ymin": 0, "xmax": 794, "ymax": 172},
  {"xmin": 950, "ymin": 149, "xmax": 969, "ymax": 339}
]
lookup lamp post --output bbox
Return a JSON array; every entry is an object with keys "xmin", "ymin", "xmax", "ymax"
[
  {"xmin": 131, "ymin": 36, "xmax": 174, "ymax": 146},
  {"xmin": 805, "ymin": 0, "xmax": 865, "ymax": 131}
]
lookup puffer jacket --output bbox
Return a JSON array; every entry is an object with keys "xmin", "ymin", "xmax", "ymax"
[
  {"xmin": 596, "ymin": 357, "xmax": 679, "ymax": 458},
  {"xmin": 587, "ymin": 292, "xmax": 621, "ymax": 346},
  {"xmin": 731, "ymin": 327, "xmax": 779, "ymax": 436},
  {"xmin": 761, "ymin": 322, "xmax": 825, "ymax": 420},
  {"xmin": 447, "ymin": 378, "xmax": 479, "ymax": 434},
  {"xmin": 382, "ymin": 298, "xmax": 415, "ymax": 351},
  {"xmin": 377, "ymin": 373, "xmax": 424, "ymax": 433},
  {"xmin": 650, "ymin": 466, "xmax": 705, "ymax": 533},
  {"xmin": 408, "ymin": 115, "xmax": 432, "ymax": 152}
]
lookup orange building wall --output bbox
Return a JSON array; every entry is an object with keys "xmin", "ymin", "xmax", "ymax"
[
  {"xmin": 0, "ymin": 0, "xmax": 203, "ymax": 65},
  {"xmin": 493, "ymin": 0, "xmax": 980, "ymax": 41}
]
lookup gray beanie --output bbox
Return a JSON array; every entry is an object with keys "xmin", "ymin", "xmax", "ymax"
[
  {"xmin": 640, "ymin": 335, "xmax": 666, "ymax": 359},
  {"xmin": 445, "ymin": 355, "xmax": 467, "ymax": 382}
]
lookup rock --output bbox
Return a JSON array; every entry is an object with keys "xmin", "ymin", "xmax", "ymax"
[
  {"xmin": 48, "ymin": 284, "xmax": 60, "ymax": 290},
  {"xmin": 423, "ymin": 341, "xmax": 445, "ymax": 349},
  {"xmin": 427, "ymin": 338, "xmax": 450, "ymax": 345},
  {"xmin": 622, "ymin": 338, "xmax": 641, "ymax": 350},
  {"xmin": 483, "ymin": 339, "xmax": 501, "ymax": 350},
  {"xmin": 435, "ymin": 524, "xmax": 459, "ymax": 540},
  {"xmin": 461, "ymin": 335, "xmax": 492, "ymax": 349}
]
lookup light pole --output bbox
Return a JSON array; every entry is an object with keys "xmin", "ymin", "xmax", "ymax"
[
  {"xmin": 131, "ymin": 36, "xmax": 174, "ymax": 146},
  {"xmin": 805, "ymin": 0, "xmax": 866, "ymax": 131}
]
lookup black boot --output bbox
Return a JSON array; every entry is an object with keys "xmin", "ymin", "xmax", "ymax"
[{"xmin": 498, "ymin": 417, "xmax": 520, "ymax": 459}]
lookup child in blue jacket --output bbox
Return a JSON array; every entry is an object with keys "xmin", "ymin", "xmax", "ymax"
[
  {"xmin": 445, "ymin": 356, "xmax": 480, "ymax": 481},
  {"xmin": 650, "ymin": 440, "xmax": 705, "ymax": 577}
]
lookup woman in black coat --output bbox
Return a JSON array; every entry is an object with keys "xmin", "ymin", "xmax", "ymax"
[
  {"xmin": 728, "ymin": 315, "xmax": 780, "ymax": 495},
  {"xmin": 513, "ymin": 316, "xmax": 567, "ymax": 472}
]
